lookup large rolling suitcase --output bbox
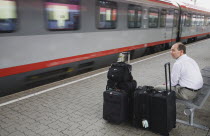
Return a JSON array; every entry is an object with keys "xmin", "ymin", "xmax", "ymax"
[
  {"xmin": 104, "ymin": 80, "xmax": 136, "ymax": 123},
  {"xmin": 103, "ymin": 89, "xmax": 129, "ymax": 124},
  {"xmin": 118, "ymin": 80, "xmax": 137, "ymax": 121},
  {"xmin": 150, "ymin": 63, "xmax": 176, "ymax": 136},
  {"xmin": 133, "ymin": 86, "xmax": 154, "ymax": 129}
]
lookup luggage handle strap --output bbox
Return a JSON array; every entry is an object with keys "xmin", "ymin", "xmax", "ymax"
[
  {"xmin": 122, "ymin": 51, "xmax": 130, "ymax": 64},
  {"xmin": 122, "ymin": 51, "xmax": 131, "ymax": 72},
  {"xmin": 106, "ymin": 82, "xmax": 118, "ymax": 90},
  {"xmin": 164, "ymin": 62, "xmax": 171, "ymax": 92}
]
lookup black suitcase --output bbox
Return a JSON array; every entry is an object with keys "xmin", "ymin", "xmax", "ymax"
[
  {"xmin": 105, "ymin": 80, "xmax": 137, "ymax": 123},
  {"xmin": 150, "ymin": 63, "xmax": 176, "ymax": 136},
  {"xmin": 107, "ymin": 62, "xmax": 133, "ymax": 82},
  {"xmin": 118, "ymin": 80, "xmax": 137, "ymax": 121},
  {"xmin": 103, "ymin": 89, "xmax": 129, "ymax": 124},
  {"xmin": 133, "ymin": 86, "xmax": 154, "ymax": 128}
]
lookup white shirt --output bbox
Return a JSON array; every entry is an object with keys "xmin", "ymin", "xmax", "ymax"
[{"xmin": 171, "ymin": 54, "xmax": 203, "ymax": 90}]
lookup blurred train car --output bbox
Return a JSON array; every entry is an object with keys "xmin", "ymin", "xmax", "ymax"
[
  {"xmin": 0, "ymin": 0, "xmax": 210, "ymax": 96},
  {"xmin": 177, "ymin": 1, "xmax": 210, "ymax": 43}
]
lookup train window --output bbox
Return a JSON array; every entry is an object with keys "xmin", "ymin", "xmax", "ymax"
[
  {"xmin": 196, "ymin": 15, "xmax": 201, "ymax": 26},
  {"xmin": 96, "ymin": 0, "xmax": 117, "ymax": 29},
  {"xmin": 148, "ymin": 8, "xmax": 159, "ymax": 28},
  {"xmin": 204, "ymin": 16, "xmax": 208, "ymax": 26},
  {"xmin": 181, "ymin": 13, "xmax": 186, "ymax": 26},
  {"xmin": 207, "ymin": 17, "xmax": 210, "ymax": 26},
  {"xmin": 200, "ymin": 16, "xmax": 204, "ymax": 26},
  {"xmin": 128, "ymin": 4, "xmax": 142, "ymax": 28},
  {"xmin": 184, "ymin": 14, "xmax": 191, "ymax": 27},
  {"xmin": 160, "ymin": 9, "xmax": 166, "ymax": 27},
  {"xmin": 0, "ymin": 0, "xmax": 17, "ymax": 32},
  {"xmin": 173, "ymin": 12, "xmax": 178, "ymax": 27},
  {"xmin": 192, "ymin": 15, "xmax": 197, "ymax": 26},
  {"xmin": 166, "ymin": 10, "xmax": 173, "ymax": 28},
  {"xmin": 45, "ymin": 0, "xmax": 80, "ymax": 30}
]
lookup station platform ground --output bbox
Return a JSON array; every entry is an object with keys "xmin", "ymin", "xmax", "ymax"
[{"xmin": 1, "ymin": 39, "xmax": 210, "ymax": 136}]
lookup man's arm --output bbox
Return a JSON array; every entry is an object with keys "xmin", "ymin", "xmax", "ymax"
[{"xmin": 171, "ymin": 63, "xmax": 181, "ymax": 86}]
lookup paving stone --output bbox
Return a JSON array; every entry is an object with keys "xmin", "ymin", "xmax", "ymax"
[
  {"xmin": 48, "ymin": 120, "xmax": 70, "ymax": 132},
  {"xmin": 26, "ymin": 122, "xmax": 49, "ymax": 133},
  {"xmin": 74, "ymin": 130, "xmax": 86, "ymax": 136},
  {"xmin": 39, "ymin": 128, "xmax": 60, "ymax": 136},
  {"xmin": 16, "ymin": 123, "xmax": 32, "ymax": 133},
  {"xmin": 3, "ymin": 124, "xmax": 18, "ymax": 134},
  {"xmin": 8, "ymin": 131, "xmax": 26, "ymax": 136},
  {"xmin": 207, "ymin": 131, "xmax": 210, "ymax": 136},
  {"xmin": 67, "ymin": 123, "xmax": 80, "ymax": 131},
  {"xmin": 22, "ymin": 129, "xmax": 40, "ymax": 136},
  {"xmin": 170, "ymin": 123, "xmax": 207, "ymax": 136},
  {"xmin": 61, "ymin": 128, "xmax": 82, "ymax": 136},
  {"xmin": 0, "ymin": 128, "xmax": 9, "ymax": 136},
  {"xmin": 78, "ymin": 121, "xmax": 90, "ymax": 130}
]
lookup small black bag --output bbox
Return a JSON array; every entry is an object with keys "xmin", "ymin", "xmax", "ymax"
[
  {"xmin": 106, "ymin": 79, "xmax": 137, "ymax": 97},
  {"xmin": 107, "ymin": 62, "xmax": 133, "ymax": 82},
  {"xmin": 106, "ymin": 79, "xmax": 119, "ymax": 90},
  {"xmin": 118, "ymin": 80, "xmax": 137, "ymax": 96}
]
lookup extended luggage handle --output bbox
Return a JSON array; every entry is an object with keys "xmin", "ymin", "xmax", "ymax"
[
  {"xmin": 114, "ymin": 51, "xmax": 131, "ymax": 73},
  {"xmin": 118, "ymin": 51, "xmax": 130, "ymax": 64},
  {"xmin": 122, "ymin": 52, "xmax": 130, "ymax": 64},
  {"xmin": 164, "ymin": 62, "xmax": 172, "ymax": 92}
]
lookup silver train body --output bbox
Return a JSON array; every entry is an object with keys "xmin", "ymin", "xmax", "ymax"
[{"xmin": 0, "ymin": 0, "xmax": 210, "ymax": 96}]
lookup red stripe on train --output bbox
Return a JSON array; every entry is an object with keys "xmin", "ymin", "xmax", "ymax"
[
  {"xmin": 0, "ymin": 39, "xmax": 175, "ymax": 78},
  {"xmin": 0, "ymin": 33, "xmax": 208, "ymax": 78},
  {"xmin": 180, "ymin": 32, "xmax": 210, "ymax": 40},
  {"xmin": 148, "ymin": 0, "xmax": 175, "ymax": 6}
]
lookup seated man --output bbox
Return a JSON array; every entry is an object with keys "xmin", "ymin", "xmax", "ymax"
[{"xmin": 155, "ymin": 42, "xmax": 203, "ymax": 100}]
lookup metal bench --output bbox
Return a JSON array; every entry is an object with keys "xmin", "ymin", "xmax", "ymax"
[{"xmin": 176, "ymin": 66, "xmax": 210, "ymax": 130}]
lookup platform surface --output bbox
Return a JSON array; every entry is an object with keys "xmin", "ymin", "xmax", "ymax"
[{"xmin": 1, "ymin": 39, "xmax": 210, "ymax": 136}]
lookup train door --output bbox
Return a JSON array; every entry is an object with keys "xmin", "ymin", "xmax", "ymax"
[
  {"xmin": 165, "ymin": 9, "xmax": 174, "ymax": 47},
  {"xmin": 172, "ymin": 9, "xmax": 180, "ymax": 42},
  {"xmin": 180, "ymin": 12, "xmax": 190, "ymax": 43}
]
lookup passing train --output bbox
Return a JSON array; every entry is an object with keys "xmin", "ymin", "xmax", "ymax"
[{"xmin": 0, "ymin": 0, "xmax": 210, "ymax": 96}]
